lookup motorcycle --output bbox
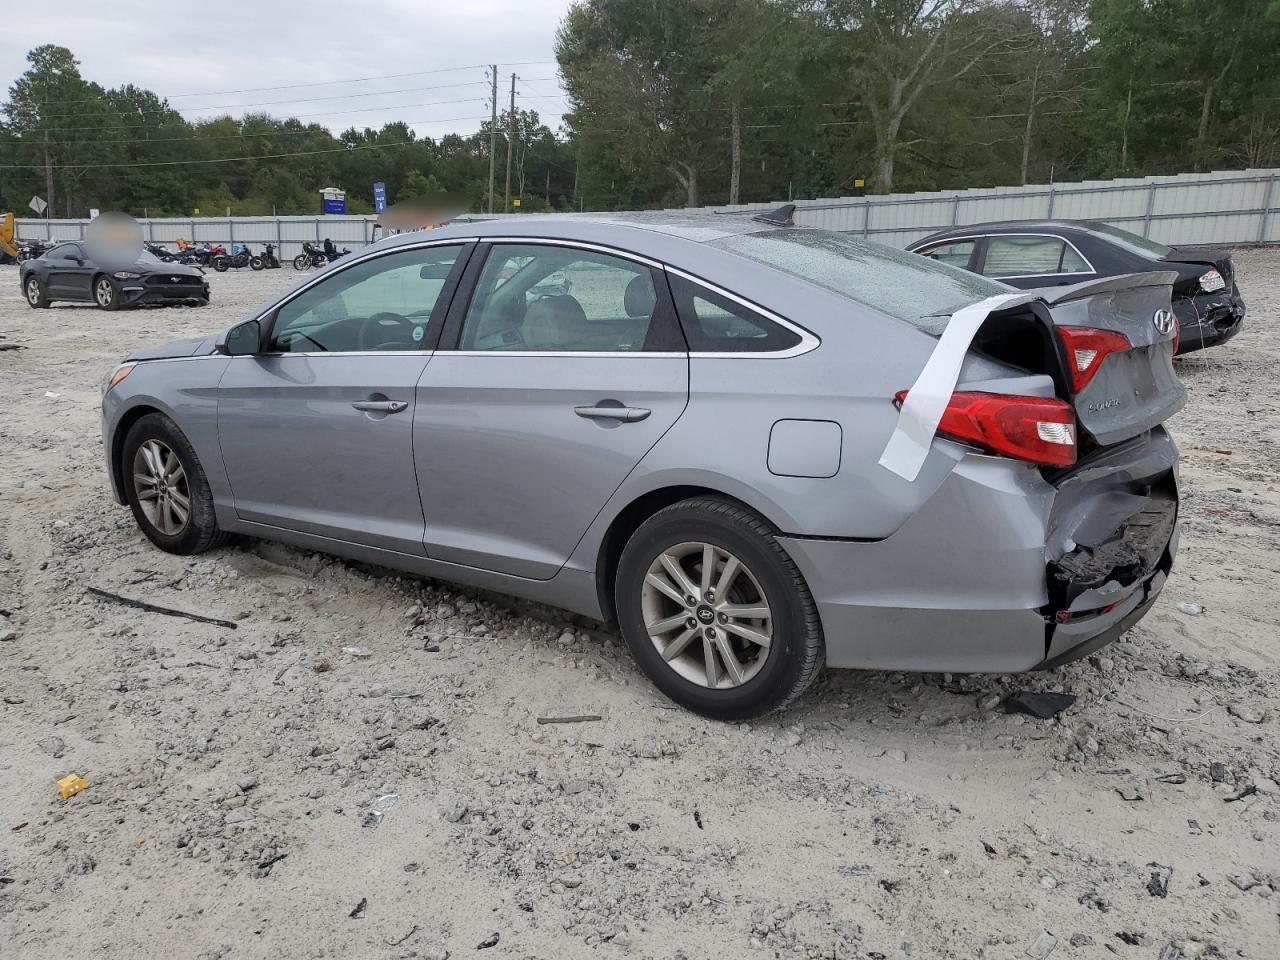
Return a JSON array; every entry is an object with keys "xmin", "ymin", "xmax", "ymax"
[
  {"xmin": 145, "ymin": 241, "xmax": 179, "ymax": 262},
  {"xmin": 17, "ymin": 239, "xmax": 52, "ymax": 261},
  {"xmin": 293, "ymin": 239, "xmax": 351, "ymax": 271},
  {"xmin": 213, "ymin": 243, "xmax": 255, "ymax": 272},
  {"xmin": 251, "ymin": 242, "xmax": 281, "ymax": 270}
]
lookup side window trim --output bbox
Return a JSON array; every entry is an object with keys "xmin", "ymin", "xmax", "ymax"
[
  {"xmin": 917, "ymin": 239, "xmax": 980, "ymax": 272},
  {"xmin": 664, "ymin": 266, "xmax": 820, "ymax": 358},
  {"xmin": 964, "ymin": 232, "xmax": 1096, "ymax": 279},
  {"xmin": 437, "ymin": 239, "xmax": 685, "ymax": 356},
  {"xmin": 254, "ymin": 238, "xmax": 476, "ymax": 355}
]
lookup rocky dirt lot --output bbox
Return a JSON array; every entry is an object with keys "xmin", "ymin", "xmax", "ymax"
[{"xmin": 0, "ymin": 254, "xmax": 1277, "ymax": 960}]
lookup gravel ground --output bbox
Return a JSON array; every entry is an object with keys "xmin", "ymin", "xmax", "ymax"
[{"xmin": 0, "ymin": 255, "xmax": 1277, "ymax": 960}]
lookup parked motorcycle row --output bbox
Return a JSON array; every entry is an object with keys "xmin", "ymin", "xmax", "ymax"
[{"xmin": 15, "ymin": 236, "xmax": 346, "ymax": 270}]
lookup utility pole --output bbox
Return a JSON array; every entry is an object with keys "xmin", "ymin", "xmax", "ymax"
[
  {"xmin": 504, "ymin": 73, "xmax": 515, "ymax": 211},
  {"xmin": 487, "ymin": 66, "xmax": 497, "ymax": 214}
]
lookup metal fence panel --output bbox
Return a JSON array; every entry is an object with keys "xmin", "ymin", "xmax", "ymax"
[{"xmin": 14, "ymin": 167, "xmax": 1280, "ymax": 256}]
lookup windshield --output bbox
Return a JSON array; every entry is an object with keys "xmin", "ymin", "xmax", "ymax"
[
  {"xmin": 711, "ymin": 229, "xmax": 1007, "ymax": 327},
  {"xmin": 1087, "ymin": 222, "xmax": 1173, "ymax": 259}
]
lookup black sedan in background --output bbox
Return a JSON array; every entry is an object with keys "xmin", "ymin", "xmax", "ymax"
[
  {"xmin": 908, "ymin": 220, "xmax": 1245, "ymax": 354},
  {"xmin": 20, "ymin": 241, "xmax": 209, "ymax": 310}
]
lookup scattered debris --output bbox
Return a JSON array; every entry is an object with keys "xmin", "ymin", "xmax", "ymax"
[
  {"xmin": 1146, "ymin": 863, "xmax": 1171, "ymax": 898},
  {"xmin": 385, "ymin": 925, "xmax": 419, "ymax": 947},
  {"xmin": 348, "ymin": 897, "xmax": 368, "ymax": 919},
  {"xmin": 1176, "ymin": 601, "xmax": 1203, "ymax": 615},
  {"xmin": 341, "ymin": 645, "xmax": 372, "ymax": 658},
  {"xmin": 476, "ymin": 932, "xmax": 500, "ymax": 949},
  {"xmin": 1004, "ymin": 692, "xmax": 1077, "ymax": 719},
  {"xmin": 1024, "ymin": 930, "xmax": 1057, "ymax": 959},
  {"xmin": 693, "ymin": 809, "xmax": 703, "ymax": 829},
  {"xmin": 57, "ymin": 773, "xmax": 88, "ymax": 799},
  {"xmin": 86, "ymin": 587, "xmax": 238, "ymax": 629},
  {"xmin": 536, "ymin": 714, "xmax": 602, "ymax": 724},
  {"xmin": 360, "ymin": 793, "xmax": 400, "ymax": 829},
  {"xmin": 1209, "ymin": 761, "xmax": 1227, "ymax": 782}
]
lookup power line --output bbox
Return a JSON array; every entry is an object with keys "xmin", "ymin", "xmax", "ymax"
[
  {"xmin": 26, "ymin": 61, "xmax": 559, "ymax": 107},
  {"xmin": 0, "ymin": 133, "xmax": 489, "ymax": 170}
]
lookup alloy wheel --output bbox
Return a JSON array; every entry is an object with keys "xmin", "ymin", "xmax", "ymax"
[
  {"xmin": 640, "ymin": 541, "xmax": 773, "ymax": 689},
  {"xmin": 26, "ymin": 279, "xmax": 40, "ymax": 305},
  {"xmin": 132, "ymin": 439, "xmax": 191, "ymax": 536},
  {"xmin": 95, "ymin": 278, "xmax": 114, "ymax": 307}
]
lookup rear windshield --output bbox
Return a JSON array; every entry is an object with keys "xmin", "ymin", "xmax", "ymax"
[
  {"xmin": 1086, "ymin": 222, "xmax": 1172, "ymax": 259},
  {"xmin": 711, "ymin": 229, "xmax": 1006, "ymax": 327}
]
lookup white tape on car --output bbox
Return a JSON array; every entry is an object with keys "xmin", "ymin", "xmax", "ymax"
[{"xmin": 879, "ymin": 292, "xmax": 1039, "ymax": 482}]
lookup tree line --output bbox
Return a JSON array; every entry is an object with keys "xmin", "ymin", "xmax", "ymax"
[
  {"xmin": 3, "ymin": 1, "xmax": 1279, "ymax": 219},
  {"xmin": 559, "ymin": 0, "xmax": 1280, "ymax": 207},
  {"xmin": 0, "ymin": 46, "xmax": 576, "ymax": 219}
]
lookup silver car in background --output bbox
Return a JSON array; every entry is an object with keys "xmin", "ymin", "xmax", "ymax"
[{"xmin": 101, "ymin": 213, "xmax": 1184, "ymax": 719}]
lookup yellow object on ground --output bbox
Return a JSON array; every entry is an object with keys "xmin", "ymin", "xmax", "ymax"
[
  {"xmin": 0, "ymin": 213, "xmax": 18, "ymax": 260},
  {"xmin": 57, "ymin": 773, "xmax": 88, "ymax": 799}
]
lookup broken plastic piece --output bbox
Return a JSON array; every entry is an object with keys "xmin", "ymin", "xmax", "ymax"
[
  {"xmin": 1003, "ymin": 692, "xmax": 1077, "ymax": 720},
  {"xmin": 57, "ymin": 773, "xmax": 89, "ymax": 799},
  {"xmin": 341, "ymin": 645, "xmax": 372, "ymax": 658},
  {"xmin": 1176, "ymin": 601, "xmax": 1203, "ymax": 615}
]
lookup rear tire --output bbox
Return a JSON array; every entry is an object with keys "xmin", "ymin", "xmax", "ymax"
[
  {"xmin": 614, "ymin": 497, "xmax": 824, "ymax": 721},
  {"xmin": 250, "ymin": 256, "xmax": 264, "ymax": 271},
  {"xmin": 212, "ymin": 256, "xmax": 229, "ymax": 272},
  {"xmin": 122, "ymin": 413, "xmax": 227, "ymax": 555},
  {"xmin": 24, "ymin": 275, "xmax": 49, "ymax": 308}
]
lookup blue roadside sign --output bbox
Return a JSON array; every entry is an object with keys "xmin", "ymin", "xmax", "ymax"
[{"xmin": 373, "ymin": 182, "xmax": 387, "ymax": 213}]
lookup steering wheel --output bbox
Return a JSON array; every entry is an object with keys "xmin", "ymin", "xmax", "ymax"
[{"xmin": 358, "ymin": 311, "xmax": 414, "ymax": 350}]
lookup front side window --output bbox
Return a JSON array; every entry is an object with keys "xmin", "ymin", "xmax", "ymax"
[
  {"xmin": 918, "ymin": 240, "xmax": 976, "ymax": 268},
  {"xmin": 50, "ymin": 243, "xmax": 82, "ymax": 260},
  {"xmin": 459, "ymin": 244, "xmax": 663, "ymax": 352},
  {"xmin": 268, "ymin": 244, "xmax": 464, "ymax": 352},
  {"xmin": 667, "ymin": 274, "xmax": 802, "ymax": 353},
  {"xmin": 981, "ymin": 236, "xmax": 1090, "ymax": 278}
]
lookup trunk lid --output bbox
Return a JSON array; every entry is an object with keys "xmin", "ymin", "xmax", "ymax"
[
  {"xmin": 1039, "ymin": 272, "xmax": 1185, "ymax": 449},
  {"xmin": 1162, "ymin": 245, "xmax": 1234, "ymax": 285}
]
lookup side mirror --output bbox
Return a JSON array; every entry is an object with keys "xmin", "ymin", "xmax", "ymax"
[{"xmin": 216, "ymin": 319, "xmax": 262, "ymax": 356}]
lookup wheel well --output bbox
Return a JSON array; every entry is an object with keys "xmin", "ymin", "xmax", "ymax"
[
  {"xmin": 111, "ymin": 404, "xmax": 161, "ymax": 496},
  {"xmin": 595, "ymin": 485, "xmax": 753, "ymax": 628}
]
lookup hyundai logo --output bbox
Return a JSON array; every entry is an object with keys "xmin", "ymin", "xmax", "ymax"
[{"xmin": 1153, "ymin": 309, "xmax": 1176, "ymax": 336}]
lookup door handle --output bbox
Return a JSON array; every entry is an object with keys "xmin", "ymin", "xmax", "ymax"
[
  {"xmin": 352, "ymin": 400, "xmax": 408, "ymax": 413},
  {"xmin": 574, "ymin": 404, "xmax": 651, "ymax": 422}
]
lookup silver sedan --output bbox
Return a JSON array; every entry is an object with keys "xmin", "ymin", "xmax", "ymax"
[{"xmin": 101, "ymin": 211, "xmax": 1184, "ymax": 719}]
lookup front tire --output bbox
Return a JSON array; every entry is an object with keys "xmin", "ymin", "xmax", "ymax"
[
  {"xmin": 614, "ymin": 497, "xmax": 824, "ymax": 721},
  {"xmin": 121, "ymin": 413, "xmax": 227, "ymax": 555},
  {"xmin": 24, "ymin": 275, "xmax": 50, "ymax": 308},
  {"xmin": 94, "ymin": 276, "xmax": 121, "ymax": 310},
  {"xmin": 212, "ymin": 256, "xmax": 229, "ymax": 272},
  {"xmin": 292, "ymin": 254, "xmax": 309, "ymax": 271},
  {"xmin": 250, "ymin": 256, "xmax": 264, "ymax": 271}
]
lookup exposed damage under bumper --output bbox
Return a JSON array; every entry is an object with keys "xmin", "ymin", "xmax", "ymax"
[{"xmin": 1173, "ymin": 289, "xmax": 1245, "ymax": 353}]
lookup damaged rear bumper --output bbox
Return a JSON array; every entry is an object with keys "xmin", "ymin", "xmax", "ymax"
[
  {"xmin": 1173, "ymin": 288, "xmax": 1245, "ymax": 353},
  {"xmin": 778, "ymin": 429, "xmax": 1179, "ymax": 673}
]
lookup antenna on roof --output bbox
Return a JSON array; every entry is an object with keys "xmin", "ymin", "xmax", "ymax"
[{"xmin": 751, "ymin": 203, "xmax": 795, "ymax": 226}]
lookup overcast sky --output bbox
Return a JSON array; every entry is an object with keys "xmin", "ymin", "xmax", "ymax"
[{"xmin": 3, "ymin": 0, "xmax": 575, "ymax": 138}]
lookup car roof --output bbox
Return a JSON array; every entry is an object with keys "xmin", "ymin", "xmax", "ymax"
[
  {"xmin": 911, "ymin": 219, "xmax": 1106, "ymax": 247},
  {"xmin": 375, "ymin": 210, "xmax": 790, "ymax": 257}
]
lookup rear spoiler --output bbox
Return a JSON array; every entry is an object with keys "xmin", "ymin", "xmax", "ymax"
[{"xmin": 1037, "ymin": 271, "xmax": 1178, "ymax": 306}]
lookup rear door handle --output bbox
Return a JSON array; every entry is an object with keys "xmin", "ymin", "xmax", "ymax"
[
  {"xmin": 574, "ymin": 405, "xmax": 651, "ymax": 423},
  {"xmin": 352, "ymin": 400, "xmax": 408, "ymax": 413}
]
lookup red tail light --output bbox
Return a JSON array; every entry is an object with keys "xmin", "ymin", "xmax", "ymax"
[
  {"xmin": 1056, "ymin": 327, "xmax": 1131, "ymax": 392},
  {"xmin": 895, "ymin": 390, "xmax": 1077, "ymax": 468}
]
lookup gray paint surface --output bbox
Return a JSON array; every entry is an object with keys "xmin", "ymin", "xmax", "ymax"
[{"xmin": 103, "ymin": 213, "xmax": 1183, "ymax": 673}]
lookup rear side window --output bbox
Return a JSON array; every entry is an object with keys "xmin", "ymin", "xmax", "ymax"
[
  {"xmin": 981, "ymin": 236, "xmax": 1090, "ymax": 278},
  {"xmin": 711, "ymin": 229, "xmax": 1005, "ymax": 329},
  {"xmin": 667, "ymin": 274, "xmax": 801, "ymax": 353},
  {"xmin": 918, "ymin": 240, "xmax": 975, "ymax": 268}
]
